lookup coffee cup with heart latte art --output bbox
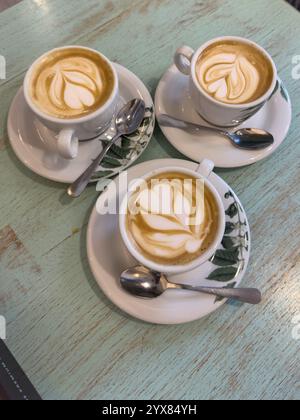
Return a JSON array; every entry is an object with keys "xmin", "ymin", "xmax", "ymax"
[
  {"xmin": 24, "ymin": 46, "xmax": 119, "ymax": 159},
  {"xmin": 119, "ymin": 160, "xmax": 226, "ymax": 275},
  {"xmin": 174, "ymin": 37, "xmax": 277, "ymax": 127}
]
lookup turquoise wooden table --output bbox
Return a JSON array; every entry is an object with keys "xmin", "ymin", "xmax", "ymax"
[{"xmin": 0, "ymin": 0, "xmax": 299, "ymax": 400}]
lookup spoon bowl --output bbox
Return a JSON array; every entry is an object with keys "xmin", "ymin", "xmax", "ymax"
[
  {"xmin": 120, "ymin": 266, "xmax": 167, "ymax": 298},
  {"xmin": 115, "ymin": 98, "xmax": 146, "ymax": 135},
  {"xmin": 228, "ymin": 128, "xmax": 274, "ymax": 149}
]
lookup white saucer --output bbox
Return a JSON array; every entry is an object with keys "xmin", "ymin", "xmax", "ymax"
[
  {"xmin": 155, "ymin": 65, "xmax": 292, "ymax": 168},
  {"xmin": 87, "ymin": 159, "xmax": 251, "ymax": 325},
  {"xmin": 7, "ymin": 63, "xmax": 155, "ymax": 184}
]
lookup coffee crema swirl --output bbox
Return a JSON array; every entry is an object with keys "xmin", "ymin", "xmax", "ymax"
[
  {"xmin": 126, "ymin": 173, "xmax": 219, "ymax": 266},
  {"xmin": 29, "ymin": 48, "xmax": 115, "ymax": 119},
  {"xmin": 196, "ymin": 41, "xmax": 273, "ymax": 105}
]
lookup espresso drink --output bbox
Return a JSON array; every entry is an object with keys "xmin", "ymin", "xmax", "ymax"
[
  {"xmin": 29, "ymin": 48, "xmax": 115, "ymax": 119},
  {"xmin": 126, "ymin": 172, "xmax": 220, "ymax": 266},
  {"xmin": 196, "ymin": 40, "xmax": 273, "ymax": 105}
]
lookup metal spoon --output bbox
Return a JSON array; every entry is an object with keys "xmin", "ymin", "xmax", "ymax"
[
  {"xmin": 120, "ymin": 266, "xmax": 262, "ymax": 305},
  {"xmin": 67, "ymin": 99, "xmax": 146, "ymax": 198},
  {"xmin": 158, "ymin": 114, "xmax": 274, "ymax": 150}
]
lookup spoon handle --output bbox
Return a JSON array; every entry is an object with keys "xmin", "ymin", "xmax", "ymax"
[
  {"xmin": 158, "ymin": 114, "xmax": 225, "ymax": 135},
  {"xmin": 175, "ymin": 284, "xmax": 262, "ymax": 305},
  {"xmin": 67, "ymin": 133, "xmax": 121, "ymax": 198}
]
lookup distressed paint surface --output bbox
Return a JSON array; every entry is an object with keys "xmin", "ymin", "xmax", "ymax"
[{"xmin": 0, "ymin": 0, "xmax": 299, "ymax": 400}]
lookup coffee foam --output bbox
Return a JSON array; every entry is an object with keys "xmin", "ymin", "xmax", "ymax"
[
  {"xmin": 29, "ymin": 48, "xmax": 115, "ymax": 119},
  {"xmin": 196, "ymin": 41, "xmax": 273, "ymax": 105},
  {"xmin": 126, "ymin": 173, "xmax": 219, "ymax": 266}
]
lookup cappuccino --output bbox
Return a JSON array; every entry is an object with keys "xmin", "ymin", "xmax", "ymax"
[
  {"xmin": 28, "ymin": 48, "xmax": 115, "ymax": 119},
  {"xmin": 195, "ymin": 40, "xmax": 274, "ymax": 105},
  {"xmin": 126, "ymin": 172, "xmax": 220, "ymax": 266}
]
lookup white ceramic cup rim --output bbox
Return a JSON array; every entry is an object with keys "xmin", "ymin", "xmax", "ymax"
[
  {"xmin": 190, "ymin": 36, "xmax": 278, "ymax": 109},
  {"xmin": 119, "ymin": 166, "xmax": 226, "ymax": 275},
  {"xmin": 23, "ymin": 45, "xmax": 119, "ymax": 124}
]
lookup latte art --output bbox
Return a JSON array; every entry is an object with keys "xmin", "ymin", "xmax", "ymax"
[
  {"xmin": 29, "ymin": 48, "xmax": 115, "ymax": 119},
  {"xmin": 47, "ymin": 57, "xmax": 103, "ymax": 111},
  {"xmin": 200, "ymin": 54, "xmax": 259, "ymax": 104},
  {"xmin": 126, "ymin": 173, "xmax": 219, "ymax": 266},
  {"xmin": 196, "ymin": 41, "xmax": 273, "ymax": 105}
]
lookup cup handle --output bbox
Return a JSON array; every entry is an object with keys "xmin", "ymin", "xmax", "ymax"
[
  {"xmin": 57, "ymin": 129, "xmax": 79, "ymax": 160},
  {"xmin": 174, "ymin": 46, "xmax": 195, "ymax": 75},
  {"xmin": 196, "ymin": 159, "xmax": 215, "ymax": 178}
]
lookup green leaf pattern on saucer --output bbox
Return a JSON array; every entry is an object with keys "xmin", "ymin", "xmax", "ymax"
[
  {"xmin": 280, "ymin": 82, "xmax": 290, "ymax": 104},
  {"xmin": 269, "ymin": 79, "xmax": 290, "ymax": 104},
  {"xmin": 92, "ymin": 106, "xmax": 155, "ymax": 187},
  {"xmin": 208, "ymin": 190, "xmax": 250, "ymax": 302}
]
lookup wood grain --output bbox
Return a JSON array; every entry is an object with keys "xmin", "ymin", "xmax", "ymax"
[{"xmin": 0, "ymin": 0, "xmax": 299, "ymax": 400}]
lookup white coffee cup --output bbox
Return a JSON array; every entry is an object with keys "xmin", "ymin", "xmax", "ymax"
[
  {"xmin": 24, "ymin": 46, "xmax": 119, "ymax": 159},
  {"xmin": 119, "ymin": 159, "xmax": 225, "ymax": 275},
  {"xmin": 174, "ymin": 36, "xmax": 277, "ymax": 127}
]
